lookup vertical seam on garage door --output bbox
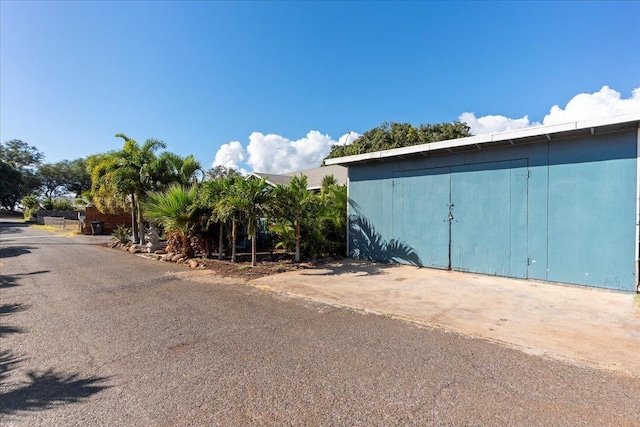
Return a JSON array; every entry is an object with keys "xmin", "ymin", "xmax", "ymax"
[
  {"xmin": 546, "ymin": 142, "xmax": 550, "ymax": 281},
  {"xmin": 635, "ymin": 128, "xmax": 640, "ymax": 289}
]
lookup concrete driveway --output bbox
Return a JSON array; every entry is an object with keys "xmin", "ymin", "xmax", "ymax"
[{"xmin": 251, "ymin": 260, "xmax": 640, "ymax": 376}]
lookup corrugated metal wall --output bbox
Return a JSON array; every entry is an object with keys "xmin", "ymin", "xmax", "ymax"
[{"xmin": 348, "ymin": 129, "xmax": 637, "ymax": 291}]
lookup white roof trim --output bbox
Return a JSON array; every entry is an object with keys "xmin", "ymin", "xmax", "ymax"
[{"xmin": 324, "ymin": 113, "xmax": 640, "ymax": 166}]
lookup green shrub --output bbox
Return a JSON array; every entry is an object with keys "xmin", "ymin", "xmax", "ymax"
[
  {"xmin": 42, "ymin": 197, "xmax": 54, "ymax": 210},
  {"xmin": 112, "ymin": 224, "xmax": 132, "ymax": 244},
  {"xmin": 22, "ymin": 207, "xmax": 37, "ymax": 221},
  {"xmin": 41, "ymin": 197, "xmax": 75, "ymax": 210},
  {"xmin": 21, "ymin": 194, "xmax": 40, "ymax": 220},
  {"xmin": 270, "ymin": 221, "xmax": 295, "ymax": 251},
  {"xmin": 52, "ymin": 199, "xmax": 75, "ymax": 210}
]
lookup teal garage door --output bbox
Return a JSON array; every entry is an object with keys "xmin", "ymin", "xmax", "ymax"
[
  {"xmin": 392, "ymin": 167, "xmax": 450, "ymax": 269},
  {"xmin": 392, "ymin": 160, "xmax": 529, "ymax": 278},
  {"xmin": 450, "ymin": 160, "xmax": 529, "ymax": 278}
]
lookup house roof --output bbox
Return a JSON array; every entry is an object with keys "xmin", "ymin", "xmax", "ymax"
[
  {"xmin": 324, "ymin": 113, "xmax": 640, "ymax": 166},
  {"xmin": 249, "ymin": 172, "xmax": 293, "ymax": 187},
  {"xmin": 249, "ymin": 164, "xmax": 347, "ymax": 190}
]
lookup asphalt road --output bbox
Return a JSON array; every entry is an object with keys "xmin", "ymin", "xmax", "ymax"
[{"xmin": 1, "ymin": 219, "xmax": 639, "ymax": 426}]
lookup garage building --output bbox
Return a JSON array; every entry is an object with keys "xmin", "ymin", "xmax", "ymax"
[{"xmin": 325, "ymin": 114, "xmax": 640, "ymax": 292}]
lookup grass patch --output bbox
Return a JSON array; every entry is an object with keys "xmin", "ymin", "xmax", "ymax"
[
  {"xmin": 237, "ymin": 265, "xmax": 253, "ymax": 271},
  {"xmin": 635, "ymin": 294, "xmax": 640, "ymax": 317},
  {"xmin": 29, "ymin": 224, "xmax": 81, "ymax": 237}
]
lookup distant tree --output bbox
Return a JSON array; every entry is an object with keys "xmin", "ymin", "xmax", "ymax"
[
  {"xmin": 37, "ymin": 159, "xmax": 90, "ymax": 210},
  {"xmin": 21, "ymin": 171, "xmax": 43, "ymax": 201},
  {"xmin": 37, "ymin": 163, "xmax": 68, "ymax": 198},
  {"xmin": 324, "ymin": 121, "xmax": 471, "ymax": 161},
  {"xmin": 0, "ymin": 160, "xmax": 23, "ymax": 209},
  {"xmin": 0, "ymin": 140, "xmax": 44, "ymax": 209},
  {"xmin": 206, "ymin": 165, "xmax": 241, "ymax": 180},
  {"xmin": 64, "ymin": 158, "xmax": 92, "ymax": 197},
  {"xmin": 0, "ymin": 139, "xmax": 44, "ymax": 170}
]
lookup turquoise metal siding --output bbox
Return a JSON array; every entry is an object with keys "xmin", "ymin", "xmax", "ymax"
[
  {"xmin": 546, "ymin": 132, "xmax": 637, "ymax": 289},
  {"xmin": 348, "ymin": 129, "xmax": 637, "ymax": 291}
]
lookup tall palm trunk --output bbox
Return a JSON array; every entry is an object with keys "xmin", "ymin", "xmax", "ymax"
[
  {"xmin": 182, "ymin": 232, "xmax": 193, "ymax": 258},
  {"xmin": 218, "ymin": 222, "xmax": 224, "ymax": 260},
  {"xmin": 130, "ymin": 194, "xmax": 138, "ymax": 243},
  {"xmin": 251, "ymin": 233, "xmax": 257, "ymax": 266},
  {"xmin": 231, "ymin": 216, "xmax": 237, "ymax": 262},
  {"xmin": 295, "ymin": 219, "xmax": 301, "ymax": 262},
  {"xmin": 136, "ymin": 195, "xmax": 145, "ymax": 245}
]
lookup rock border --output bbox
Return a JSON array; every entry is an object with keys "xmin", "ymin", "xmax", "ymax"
[{"xmin": 107, "ymin": 241, "xmax": 208, "ymax": 270}]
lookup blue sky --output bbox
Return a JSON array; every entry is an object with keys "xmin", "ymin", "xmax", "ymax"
[{"xmin": 1, "ymin": 1, "xmax": 639, "ymax": 173}]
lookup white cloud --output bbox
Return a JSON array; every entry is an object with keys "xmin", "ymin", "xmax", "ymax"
[
  {"xmin": 542, "ymin": 86, "xmax": 640, "ymax": 125},
  {"xmin": 213, "ymin": 86, "xmax": 640, "ymax": 173},
  {"xmin": 337, "ymin": 131, "xmax": 360, "ymax": 146},
  {"xmin": 212, "ymin": 140, "xmax": 246, "ymax": 171},
  {"xmin": 461, "ymin": 86, "xmax": 640, "ymax": 135},
  {"xmin": 458, "ymin": 112, "xmax": 536, "ymax": 135},
  {"xmin": 213, "ymin": 131, "xmax": 359, "ymax": 174}
]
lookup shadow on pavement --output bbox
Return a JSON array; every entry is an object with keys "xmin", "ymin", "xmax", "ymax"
[
  {"xmin": 300, "ymin": 260, "xmax": 399, "ymax": 276},
  {"xmin": 0, "ymin": 221, "xmax": 28, "ymax": 234},
  {"xmin": 0, "ymin": 368, "xmax": 111, "ymax": 415},
  {"xmin": 0, "ymin": 303, "xmax": 29, "ymax": 316},
  {"xmin": 0, "ymin": 270, "xmax": 50, "ymax": 289},
  {"xmin": 0, "ymin": 350, "xmax": 23, "ymax": 383},
  {"xmin": 0, "ymin": 300, "xmax": 27, "ymax": 339},
  {"xmin": 0, "ymin": 246, "xmax": 35, "ymax": 259},
  {"xmin": 0, "ymin": 326, "xmax": 24, "ymax": 338},
  {"xmin": 0, "ymin": 302, "xmax": 28, "ymax": 337},
  {"xmin": 0, "ymin": 299, "xmax": 111, "ymax": 416}
]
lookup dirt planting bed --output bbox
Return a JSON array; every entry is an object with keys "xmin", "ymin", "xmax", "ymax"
[{"xmin": 102, "ymin": 241, "xmax": 318, "ymax": 279}]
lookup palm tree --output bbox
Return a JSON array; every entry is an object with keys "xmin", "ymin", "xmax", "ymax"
[
  {"xmin": 317, "ymin": 177, "xmax": 348, "ymax": 256},
  {"xmin": 143, "ymin": 185, "xmax": 198, "ymax": 257},
  {"xmin": 200, "ymin": 176, "xmax": 237, "ymax": 260},
  {"xmin": 87, "ymin": 152, "xmax": 138, "ymax": 241},
  {"xmin": 224, "ymin": 177, "xmax": 272, "ymax": 266},
  {"xmin": 87, "ymin": 134, "xmax": 166, "ymax": 243},
  {"xmin": 148, "ymin": 152, "xmax": 203, "ymax": 188},
  {"xmin": 119, "ymin": 134, "xmax": 167, "ymax": 244},
  {"xmin": 272, "ymin": 175, "xmax": 316, "ymax": 262},
  {"xmin": 320, "ymin": 177, "xmax": 347, "ymax": 232}
]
